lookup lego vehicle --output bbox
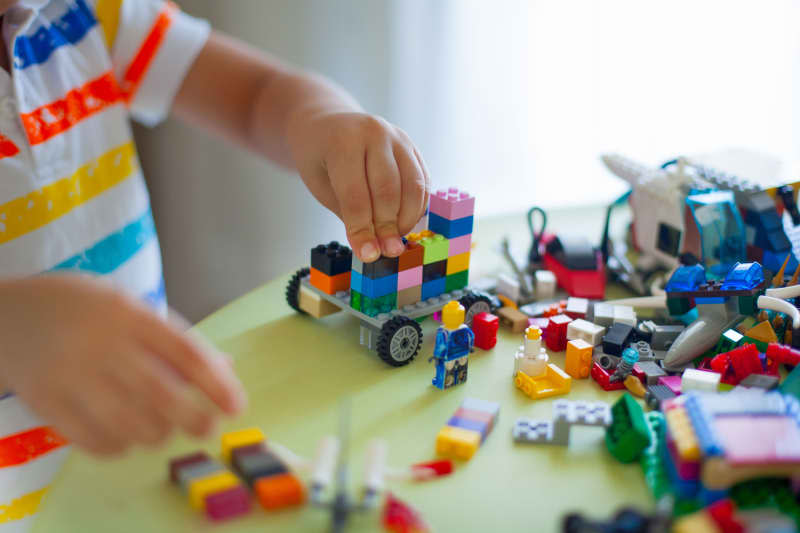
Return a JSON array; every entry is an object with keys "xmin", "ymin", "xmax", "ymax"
[{"xmin": 601, "ymin": 153, "xmax": 800, "ymax": 282}]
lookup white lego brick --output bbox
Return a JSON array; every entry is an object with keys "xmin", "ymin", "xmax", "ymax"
[
  {"xmin": 613, "ymin": 305, "xmax": 637, "ymax": 327},
  {"xmin": 565, "ymin": 297, "xmax": 589, "ymax": 318},
  {"xmin": 681, "ymin": 368, "xmax": 721, "ymax": 393},
  {"xmin": 592, "ymin": 303, "xmax": 615, "ymax": 327},
  {"xmin": 497, "ymin": 273, "xmax": 521, "ymax": 303},
  {"xmin": 566, "ymin": 319, "xmax": 606, "ymax": 346},
  {"xmin": 512, "ymin": 419, "xmax": 553, "ymax": 444},
  {"xmin": 534, "ymin": 270, "xmax": 556, "ymax": 299}
]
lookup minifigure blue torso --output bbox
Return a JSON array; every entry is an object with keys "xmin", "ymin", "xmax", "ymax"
[{"xmin": 434, "ymin": 325, "xmax": 475, "ymax": 361}]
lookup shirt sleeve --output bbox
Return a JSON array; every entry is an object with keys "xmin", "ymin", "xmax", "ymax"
[{"xmin": 96, "ymin": 0, "xmax": 210, "ymax": 126}]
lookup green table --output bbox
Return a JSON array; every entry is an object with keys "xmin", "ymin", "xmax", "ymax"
[{"xmin": 34, "ymin": 208, "xmax": 652, "ymax": 533}]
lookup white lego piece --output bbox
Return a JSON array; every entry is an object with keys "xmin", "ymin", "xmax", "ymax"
[
  {"xmin": 497, "ymin": 273, "xmax": 521, "ymax": 302},
  {"xmin": 514, "ymin": 347, "xmax": 548, "ymax": 378},
  {"xmin": 512, "ymin": 419, "xmax": 552, "ymax": 444},
  {"xmin": 681, "ymin": 368, "xmax": 721, "ymax": 393},
  {"xmin": 566, "ymin": 319, "xmax": 606, "ymax": 346},
  {"xmin": 513, "ymin": 399, "xmax": 611, "ymax": 446},
  {"xmin": 565, "ymin": 297, "xmax": 589, "ymax": 318},
  {"xmin": 592, "ymin": 303, "xmax": 615, "ymax": 327},
  {"xmin": 535, "ymin": 270, "xmax": 556, "ymax": 299},
  {"xmin": 613, "ymin": 305, "xmax": 637, "ymax": 327}
]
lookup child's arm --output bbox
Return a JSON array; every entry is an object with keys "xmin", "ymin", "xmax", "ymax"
[{"xmin": 171, "ymin": 32, "xmax": 430, "ymax": 263}]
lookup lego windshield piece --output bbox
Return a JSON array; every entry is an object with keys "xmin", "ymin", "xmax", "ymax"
[{"xmin": 686, "ymin": 190, "xmax": 746, "ymax": 278}]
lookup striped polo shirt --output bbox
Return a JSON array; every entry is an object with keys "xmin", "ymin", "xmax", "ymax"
[{"xmin": 0, "ymin": 1, "xmax": 209, "ymax": 530}]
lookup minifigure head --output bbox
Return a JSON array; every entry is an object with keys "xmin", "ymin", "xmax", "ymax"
[
  {"xmin": 524, "ymin": 326, "xmax": 541, "ymax": 342},
  {"xmin": 441, "ymin": 301, "xmax": 465, "ymax": 330}
]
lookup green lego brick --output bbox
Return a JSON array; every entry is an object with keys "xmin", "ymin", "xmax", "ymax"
[
  {"xmin": 639, "ymin": 412, "xmax": 671, "ymax": 501},
  {"xmin": 350, "ymin": 290, "xmax": 362, "ymax": 312},
  {"xmin": 737, "ymin": 294, "xmax": 759, "ymax": 315},
  {"xmin": 779, "ymin": 365, "xmax": 800, "ymax": 401},
  {"xmin": 420, "ymin": 234, "xmax": 449, "ymax": 264},
  {"xmin": 730, "ymin": 478, "xmax": 800, "ymax": 529},
  {"xmin": 362, "ymin": 292, "xmax": 397, "ymax": 317},
  {"xmin": 742, "ymin": 335, "xmax": 768, "ymax": 353},
  {"xmin": 666, "ymin": 297, "xmax": 693, "ymax": 316},
  {"xmin": 714, "ymin": 328, "xmax": 744, "ymax": 355},
  {"xmin": 605, "ymin": 393, "xmax": 650, "ymax": 463},
  {"xmin": 445, "ymin": 270, "xmax": 469, "ymax": 292}
]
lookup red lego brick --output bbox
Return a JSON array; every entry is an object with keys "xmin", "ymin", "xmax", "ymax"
[
  {"xmin": 310, "ymin": 268, "xmax": 351, "ymax": 295},
  {"xmin": 707, "ymin": 499, "xmax": 745, "ymax": 533},
  {"xmin": 411, "ymin": 459, "xmax": 453, "ymax": 479},
  {"xmin": 205, "ymin": 485, "xmax": 252, "ymax": 521},
  {"xmin": 545, "ymin": 314, "xmax": 572, "ymax": 352},
  {"xmin": 766, "ymin": 342, "xmax": 800, "ymax": 367},
  {"xmin": 727, "ymin": 343, "xmax": 762, "ymax": 382},
  {"xmin": 590, "ymin": 362, "xmax": 625, "ymax": 391},
  {"xmin": 472, "ymin": 312, "xmax": 499, "ymax": 350}
]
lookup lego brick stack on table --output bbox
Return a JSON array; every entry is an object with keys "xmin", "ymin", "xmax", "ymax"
[{"xmin": 435, "ymin": 398, "xmax": 500, "ymax": 460}]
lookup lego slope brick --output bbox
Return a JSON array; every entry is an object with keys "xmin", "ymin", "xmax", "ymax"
[{"xmin": 429, "ymin": 188, "xmax": 475, "ymax": 220}]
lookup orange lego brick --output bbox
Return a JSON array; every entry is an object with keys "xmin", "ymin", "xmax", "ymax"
[
  {"xmin": 254, "ymin": 473, "xmax": 306, "ymax": 510},
  {"xmin": 565, "ymin": 339, "xmax": 593, "ymax": 379},
  {"xmin": 309, "ymin": 267, "xmax": 351, "ymax": 295}
]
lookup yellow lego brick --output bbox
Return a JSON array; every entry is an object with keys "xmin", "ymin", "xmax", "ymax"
[
  {"xmin": 672, "ymin": 511, "xmax": 720, "ymax": 533},
  {"xmin": 565, "ymin": 339, "xmax": 593, "ymax": 379},
  {"xmin": 221, "ymin": 427, "xmax": 265, "ymax": 463},
  {"xmin": 514, "ymin": 364, "xmax": 571, "ymax": 399},
  {"xmin": 188, "ymin": 471, "xmax": 241, "ymax": 510},
  {"xmin": 445, "ymin": 252, "xmax": 470, "ymax": 275},
  {"xmin": 665, "ymin": 406, "xmax": 700, "ymax": 462},
  {"xmin": 436, "ymin": 425, "xmax": 481, "ymax": 460}
]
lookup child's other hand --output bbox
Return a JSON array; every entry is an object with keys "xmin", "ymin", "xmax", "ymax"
[
  {"xmin": 0, "ymin": 276, "xmax": 247, "ymax": 457},
  {"xmin": 288, "ymin": 111, "xmax": 430, "ymax": 263}
]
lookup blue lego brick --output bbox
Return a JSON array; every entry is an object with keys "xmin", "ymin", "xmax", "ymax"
[
  {"xmin": 665, "ymin": 264, "xmax": 706, "ymax": 293},
  {"xmin": 762, "ymin": 249, "xmax": 798, "ymax": 276},
  {"xmin": 350, "ymin": 269, "xmax": 363, "ymax": 293},
  {"xmin": 720, "ymin": 262, "xmax": 764, "ymax": 291},
  {"xmin": 694, "ymin": 297, "xmax": 726, "ymax": 305},
  {"xmin": 698, "ymin": 486, "xmax": 729, "ymax": 506},
  {"xmin": 661, "ymin": 439, "xmax": 700, "ymax": 500},
  {"xmin": 361, "ymin": 273, "xmax": 398, "ymax": 298},
  {"xmin": 684, "ymin": 393, "xmax": 723, "ymax": 457},
  {"xmin": 421, "ymin": 277, "xmax": 446, "ymax": 300},
  {"xmin": 447, "ymin": 416, "xmax": 488, "ymax": 442},
  {"xmin": 428, "ymin": 213, "xmax": 474, "ymax": 239}
]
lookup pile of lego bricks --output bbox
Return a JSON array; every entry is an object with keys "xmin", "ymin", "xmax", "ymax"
[
  {"xmin": 168, "ymin": 428, "xmax": 304, "ymax": 521},
  {"xmin": 435, "ymin": 398, "xmax": 499, "ymax": 461},
  {"xmin": 348, "ymin": 188, "xmax": 475, "ymax": 317}
]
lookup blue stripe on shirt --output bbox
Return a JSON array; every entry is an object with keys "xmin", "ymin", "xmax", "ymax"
[
  {"xmin": 50, "ymin": 208, "xmax": 157, "ymax": 274},
  {"xmin": 13, "ymin": 0, "xmax": 97, "ymax": 70},
  {"xmin": 143, "ymin": 277, "xmax": 166, "ymax": 308}
]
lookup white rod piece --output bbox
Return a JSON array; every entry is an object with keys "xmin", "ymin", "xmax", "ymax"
[
  {"xmin": 757, "ymin": 295, "xmax": 800, "ymax": 329},
  {"xmin": 765, "ymin": 284, "xmax": 800, "ymax": 299},
  {"xmin": 361, "ymin": 438, "xmax": 387, "ymax": 508},
  {"xmin": 310, "ymin": 435, "xmax": 340, "ymax": 491}
]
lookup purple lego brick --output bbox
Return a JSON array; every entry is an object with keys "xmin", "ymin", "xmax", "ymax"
[
  {"xmin": 447, "ymin": 416, "xmax": 489, "ymax": 441},
  {"xmin": 205, "ymin": 485, "xmax": 251, "ymax": 521}
]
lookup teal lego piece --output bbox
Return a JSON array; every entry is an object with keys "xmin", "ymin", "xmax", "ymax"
[
  {"xmin": 420, "ymin": 233, "xmax": 449, "ymax": 265},
  {"xmin": 736, "ymin": 293, "xmax": 759, "ymax": 316},
  {"xmin": 779, "ymin": 365, "xmax": 800, "ymax": 401},
  {"xmin": 444, "ymin": 270, "xmax": 469, "ymax": 293},
  {"xmin": 361, "ymin": 292, "xmax": 397, "ymax": 317},
  {"xmin": 605, "ymin": 393, "xmax": 650, "ymax": 463},
  {"xmin": 639, "ymin": 411, "xmax": 671, "ymax": 501},
  {"xmin": 666, "ymin": 297, "xmax": 693, "ymax": 316}
]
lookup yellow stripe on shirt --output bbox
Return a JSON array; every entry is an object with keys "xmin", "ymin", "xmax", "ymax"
[
  {"xmin": 0, "ymin": 142, "xmax": 138, "ymax": 246},
  {"xmin": 0, "ymin": 486, "xmax": 48, "ymax": 524},
  {"xmin": 95, "ymin": 0, "xmax": 124, "ymax": 50}
]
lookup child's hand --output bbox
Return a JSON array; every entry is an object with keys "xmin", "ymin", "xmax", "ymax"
[
  {"xmin": 0, "ymin": 276, "xmax": 247, "ymax": 457},
  {"xmin": 288, "ymin": 111, "xmax": 430, "ymax": 262}
]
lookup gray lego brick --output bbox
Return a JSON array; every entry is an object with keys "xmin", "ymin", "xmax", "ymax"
[
  {"xmin": 650, "ymin": 324, "xmax": 685, "ymax": 351},
  {"xmin": 636, "ymin": 360, "xmax": 667, "ymax": 385},
  {"xmin": 593, "ymin": 347, "xmax": 620, "ymax": 371},
  {"xmin": 739, "ymin": 373, "xmax": 780, "ymax": 390},
  {"xmin": 631, "ymin": 340, "xmax": 655, "ymax": 361},
  {"xmin": 177, "ymin": 460, "xmax": 225, "ymax": 492}
]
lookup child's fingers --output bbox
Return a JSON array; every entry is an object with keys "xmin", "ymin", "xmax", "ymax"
[
  {"xmin": 326, "ymin": 146, "xmax": 381, "ymax": 262},
  {"xmin": 393, "ymin": 140, "xmax": 427, "ymax": 236},
  {"xmin": 133, "ymin": 310, "xmax": 246, "ymax": 416},
  {"xmin": 64, "ymin": 394, "xmax": 128, "ymax": 456},
  {"xmin": 366, "ymin": 141, "xmax": 404, "ymax": 257}
]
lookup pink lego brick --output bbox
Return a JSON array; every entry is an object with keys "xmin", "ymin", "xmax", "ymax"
[
  {"xmin": 658, "ymin": 375, "xmax": 682, "ymax": 395},
  {"xmin": 205, "ymin": 485, "xmax": 251, "ymax": 521},
  {"xmin": 429, "ymin": 188, "xmax": 475, "ymax": 220},
  {"xmin": 397, "ymin": 265, "xmax": 423, "ymax": 291},
  {"xmin": 448, "ymin": 234, "xmax": 472, "ymax": 256},
  {"xmin": 666, "ymin": 436, "xmax": 700, "ymax": 480}
]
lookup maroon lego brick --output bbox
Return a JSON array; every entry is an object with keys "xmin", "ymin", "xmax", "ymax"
[{"xmin": 168, "ymin": 451, "xmax": 211, "ymax": 484}]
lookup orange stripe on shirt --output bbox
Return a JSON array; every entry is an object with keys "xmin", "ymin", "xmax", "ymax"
[
  {"xmin": 0, "ymin": 427, "xmax": 68, "ymax": 469},
  {"xmin": 20, "ymin": 71, "xmax": 123, "ymax": 145},
  {"xmin": 0, "ymin": 134, "xmax": 19, "ymax": 159},
  {"xmin": 120, "ymin": 3, "xmax": 176, "ymax": 103}
]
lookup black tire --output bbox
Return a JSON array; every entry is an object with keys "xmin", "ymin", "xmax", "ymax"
[
  {"xmin": 459, "ymin": 292, "xmax": 493, "ymax": 328},
  {"xmin": 377, "ymin": 316, "xmax": 423, "ymax": 367},
  {"xmin": 286, "ymin": 267, "xmax": 311, "ymax": 314}
]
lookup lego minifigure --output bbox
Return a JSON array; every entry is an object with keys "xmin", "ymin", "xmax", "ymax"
[
  {"xmin": 430, "ymin": 301, "xmax": 475, "ymax": 389},
  {"xmin": 514, "ymin": 326, "xmax": 549, "ymax": 378}
]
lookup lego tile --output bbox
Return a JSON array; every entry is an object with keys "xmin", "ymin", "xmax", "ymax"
[
  {"xmin": 472, "ymin": 312, "xmax": 499, "ymax": 350},
  {"xmin": 447, "ymin": 416, "xmax": 489, "ymax": 441},
  {"xmin": 445, "ymin": 252, "xmax": 470, "ymax": 275},
  {"xmin": 422, "ymin": 260, "xmax": 447, "ymax": 283},
  {"xmin": 254, "ymin": 473, "xmax": 305, "ymax": 509},
  {"xmin": 397, "ymin": 285, "xmax": 422, "ymax": 308},
  {"xmin": 534, "ymin": 270, "xmax": 556, "ymax": 300},
  {"xmin": 169, "ymin": 451, "xmax": 211, "ymax": 484},
  {"xmin": 565, "ymin": 297, "xmax": 589, "ymax": 319},
  {"xmin": 309, "ymin": 268, "xmax": 350, "ymax": 295},
  {"xmin": 744, "ymin": 320, "xmax": 777, "ymax": 345},
  {"xmin": 681, "ymin": 368, "xmax": 720, "ymax": 393},
  {"xmin": 419, "ymin": 233, "xmax": 449, "ymax": 264},
  {"xmin": 421, "ymin": 278, "xmax": 446, "ymax": 300},
  {"xmin": 565, "ymin": 339, "xmax": 593, "ymax": 379},
  {"xmin": 497, "ymin": 306, "xmax": 528, "ymax": 333},
  {"xmin": 445, "ymin": 270, "xmax": 469, "ymax": 293},
  {"xmin": 448, "ymin": 234, "xmax": 472, "ymax": 256},
  {"xmin": 362, "ymin": 273, "xmax": 399, "ymax": 298},
  {"xmin": 310, "ymin": 242, "xmax": 352, "ymax": 277},
  {"xmin": 362, "ymin": 255, "xmax": 399, "ymax": 279},
  {"xmin": 221, "ymin": 428, "xmax": 265, "ymax": 463},
  {"xmin": 428, "ymin": 213, "xmax": 474, "ymax": 239},
  {"xmin": 435, "ymin": 425, "xmax": 481, "ymax": 460},
  {"xmin": 566, "ymin": 318, "xmax": 605, "ymax": 346},
  {"xmin": 460, "ymin": 398, "xmax": 500, "ymax": 420},
  {"xmin": 429, "ymin": 187, "xmax": 475, "ymax": 220},
  {"xmin": 205, "ymin": 485, "xmax": 251, "ymax": 521},
  {"xmin": 398, "ymin": 241, "xmax": 424, "ymax": 271},
  {"xmin": 299, "ymin": 286, "xmax": 340, "ymax": 318},
  {"xmin": 188, "ymin": 471, "xmax": 241, "ymax": 510},
  {"xmin": 177, "ymin": 460, "xmax": 225, "ymax": 492},
  {"xmin": 397, "ymin": 265, "xmax": 422, "ymax": 290}
]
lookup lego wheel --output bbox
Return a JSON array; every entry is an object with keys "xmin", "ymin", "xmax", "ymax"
[
  {"xmin": 459, "ymin": 292, "xmax": 492, "ymax": 328},
  {"xmin": 286, "ymin": 267, "xmax": 311, "ymax": 314},
  {"xmin": 377, "ymin": 316, "xmax": 423, "ymax": 367}
]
